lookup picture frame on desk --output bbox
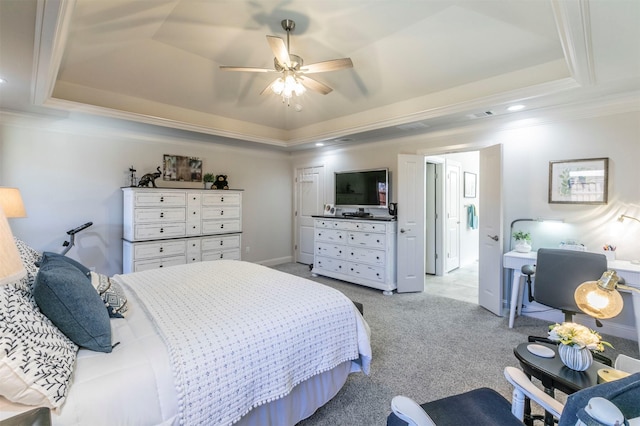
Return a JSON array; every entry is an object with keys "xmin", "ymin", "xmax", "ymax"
[{"xmin": 548, "ymin": 157, "xmax": 608, "ymax": 204}]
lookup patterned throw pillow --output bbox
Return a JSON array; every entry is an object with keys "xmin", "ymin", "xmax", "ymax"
[
  {"xmin": 90, "ymin": 271, "xmax": 129, "ymax": 317},
  {"xmin": 0, "ymin": 284, "xmax": 78, "ymax": 409},
  {"xmin": 12, "ymin": 238, "xmax": 42, "ymax": 295}
]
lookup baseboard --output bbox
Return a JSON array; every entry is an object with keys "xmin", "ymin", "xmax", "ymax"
[{"xmin": 255, "ymin": 256, "xmax": 294, "ymax": 267}]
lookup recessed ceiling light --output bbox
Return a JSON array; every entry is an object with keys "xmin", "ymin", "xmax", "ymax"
[
  {"xmin": 507, "ymin": 104, "xmax": 525, "ymax": 112},
  {"xmin": 0, "ymin": 78, "xmax": 7, "ymax": 84},
  {"xmin": 315, "ymin": 142, "xmax": 325, "ymax": 147}
]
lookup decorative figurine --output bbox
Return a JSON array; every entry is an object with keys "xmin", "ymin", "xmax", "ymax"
[
  {"xmin": 129, "ymin": 166, "xmax": 137, "ymax": 187},
  {"xmin": 213, "ymin": 174, "xmax": 229, "ymax": 190},
  {"xmin": 138, "ymin": 166, "xmax": 162, "ymax": 188}
]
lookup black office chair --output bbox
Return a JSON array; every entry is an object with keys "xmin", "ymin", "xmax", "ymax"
[{"xmin": 526, "ymin": 248, "xmax": 608, "ymax": 323}]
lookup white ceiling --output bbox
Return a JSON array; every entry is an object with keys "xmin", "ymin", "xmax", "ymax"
[{"xmin": 1, "ymin": 0, "xmax": 639, "ymax": 150}]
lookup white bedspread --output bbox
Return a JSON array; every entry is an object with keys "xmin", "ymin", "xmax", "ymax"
[{"xmin": 114, "ymin": 260, "xmax": 371, "ymax": 426}]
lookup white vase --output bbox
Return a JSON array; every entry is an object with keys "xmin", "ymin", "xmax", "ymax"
[
  {"xmin": 204, "ymin": 182, "xmax": 213, "ymax": 189},
  {"xmin": 558, "ymin": 344, "xmax": 593, "ymax": 371},
  {"xmin": 514, "ymin": 240, "xmax": 532, "ymax": 253}
]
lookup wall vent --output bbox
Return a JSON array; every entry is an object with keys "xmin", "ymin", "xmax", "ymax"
[{"xmin": 468, "ymin": 111, "xmax": 495, "ymax": 119}]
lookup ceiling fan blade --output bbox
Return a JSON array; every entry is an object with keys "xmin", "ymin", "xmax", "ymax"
[
  {"xmin": 299, "ymin": 76, "xmax": 333, "ymax": 95},
  {"xmin": 266, "ymin": 35, "xmax": 291, "ymax": 68},
  {"xmin": 219, "ymin": 66, "xmax": 275, "ymax": 73},
  {"xmin": 301, "ymin": 58, "xmax": 353, "ymax": 74}
]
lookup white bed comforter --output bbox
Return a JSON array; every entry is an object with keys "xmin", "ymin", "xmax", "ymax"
[{"xmin": 113, "ymin": 260, "xmax": 371, "ymax": 426}]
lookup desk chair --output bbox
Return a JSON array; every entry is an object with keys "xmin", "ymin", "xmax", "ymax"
[
  {"xmin": 517, "ymin": 249, "xmax": 607, "ymax": 326},
  {"xmin": 388, "ymin": 368, "xmax": 640, "ymax": 426}
]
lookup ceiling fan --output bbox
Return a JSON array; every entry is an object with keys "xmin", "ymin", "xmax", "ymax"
[{"xmin": 220, "ymin": 19, "xmax": 353, "ymax": 104}]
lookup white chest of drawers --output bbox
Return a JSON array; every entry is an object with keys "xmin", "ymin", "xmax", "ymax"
[
  {"xmin": 312, "ymin": 217, "xmax": 397, "ymax": 294},
  {"xmin": 122, "ymin": 188, "xmax": 242, "ymax": 273}
]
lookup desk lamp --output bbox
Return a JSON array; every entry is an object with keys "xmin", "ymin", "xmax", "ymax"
[{"xmin": 574, "ymin": 270, "xmax": 640, "ymax": 319}]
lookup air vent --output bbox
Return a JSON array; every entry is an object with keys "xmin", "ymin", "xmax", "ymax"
[
  {"xmin": 468, "ymin": 111, "xmax": 495, "ymax": 119},
  {"xmin": 396, "ymin": 122, "xmax": 429, "ymax": 131}
]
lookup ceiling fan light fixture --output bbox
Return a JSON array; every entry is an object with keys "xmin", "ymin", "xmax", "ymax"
[{"xmin": 271, "ymin": 72, "xmax": 305, "ymax": 104}]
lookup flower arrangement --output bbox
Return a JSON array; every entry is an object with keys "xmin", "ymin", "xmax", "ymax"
[{"xmin": 548, "ymin": 322, "xmax": 612, "ymax": 352}]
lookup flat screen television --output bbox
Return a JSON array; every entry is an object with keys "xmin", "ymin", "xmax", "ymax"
[{"xmin": 335, "ymin": 168, "xmax": 389, "ymax": 208}]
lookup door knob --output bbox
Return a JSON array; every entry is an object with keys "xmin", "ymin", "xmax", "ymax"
[
  {"xmin": 488, "ymin": 234, "xmax": 499, "ymax": 241},
  {"xmin": 400, "ymin": 228, "xmax": 411, "ymax": 233}
]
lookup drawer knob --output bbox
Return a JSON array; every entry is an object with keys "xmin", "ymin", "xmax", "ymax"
[
  {"xmin": 159, "ymin": 247, "xmax": 164, "ymax": 253},
  {"xmin": 221, "ymin": 210, "xmax": 224, "ymax": 215},
  {"xmin": 220, "ymin": 253, "xmax": 223, "ymax": 259},
  {"xmin": 192, "ymin": 225, "xmax": 196, "ymax": 229},
  {"xmin": 221, "ymin": 197, "xmax": 224, "ymax": 202},
  {"xmin": 160, "ymin": 228, "xmax": 164, "ymax": 233},
  {"xmin": 160, "ymin": 197, "xmax": 164, "ymax": 202},
  {"xmin": 159, "ymin": 264, "xmax": 163, "ymax": 268},
  {"xmin": 220, "ymin": 241, "xmax": 223, "ymax": 246},
  {"xmin": 160, "ymin": 212, "xmax": 164, "ymax": 218}
]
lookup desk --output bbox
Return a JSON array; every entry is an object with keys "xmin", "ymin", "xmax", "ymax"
[
  {"xmin": 503, "ymin": 251, "xmax": 640, "ymax": 330},
  {"xmin": 513, "ymin": 342, "xmax": 606, "ymax": 426}
]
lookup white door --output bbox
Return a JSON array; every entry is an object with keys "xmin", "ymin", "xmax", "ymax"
[
  {"xmin": 295, "ymin": 166, "xmax": 324, "ymax": 264},
  {"xmin": 445, "ymin": 160, "xmax": 461, "ymax": 272},
  {"xmin": 425, "ymin": 163, "xmax": 437, "ymax": 274},
  {"xmin": 478, "ymin": 144, "xmax": 503, "ymax": 315},
  {"xmin": 397, "ymin": 154, "xmax": 426, "ymax": 293}
]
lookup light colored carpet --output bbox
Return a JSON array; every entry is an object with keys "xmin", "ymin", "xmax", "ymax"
[{"xmin": 270, "ymin": 262, "xmax": 640, "ymax": 426}]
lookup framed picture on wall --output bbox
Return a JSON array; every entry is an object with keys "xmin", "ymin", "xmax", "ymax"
[
  {"xmin": 548, "ymin": 157, "xmax": 608, "ymax": 204},
  {"xmin": 464, "ymin": 172, "xmax": 477, "ymax": 198},
  {"xmin": 163, "ymin": 155, "xmax": 202, "ymax": 182}
]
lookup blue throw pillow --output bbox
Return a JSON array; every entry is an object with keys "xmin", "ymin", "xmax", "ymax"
[
  {"xmin": 33, "ymin": 255, "xmax": 112, "ymax": 353},
  {"xmin": 36, "ymin": 251, "xmax": 91, "ymax": 275}
]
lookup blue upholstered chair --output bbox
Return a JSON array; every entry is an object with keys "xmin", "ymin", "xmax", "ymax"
[{"xmin": 388, "ymin": 368, "xmax": 640, "ymax": 426}]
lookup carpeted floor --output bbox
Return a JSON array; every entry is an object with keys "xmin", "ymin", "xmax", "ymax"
[{"xmin": 270, "ymin": 262, "xmax": 640, "ymax": 426}]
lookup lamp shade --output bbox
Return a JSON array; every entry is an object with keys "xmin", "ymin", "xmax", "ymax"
[
  {"xmin": 0, "ymin": 208, "xmax": 26, "ymax": 285},
  {"xmin": 0, "ymin": 187, "xmax": 26, "ymax": 218}
]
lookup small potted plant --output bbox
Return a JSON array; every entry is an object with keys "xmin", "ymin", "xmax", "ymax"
[
  {"xmin": 203, "ymin": 173, "xmax": 215, "ymax": 189},
  {"xmin": 513, "ymin": 230, "xmax": 532, "ymax": 253}
]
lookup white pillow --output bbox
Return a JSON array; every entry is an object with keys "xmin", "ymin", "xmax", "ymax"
[{"xmin": 0, "ymin": 285, "xmax": 78, "ymax": 409}]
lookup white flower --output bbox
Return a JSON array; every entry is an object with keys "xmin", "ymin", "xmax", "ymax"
[{"xmin": 548, "ymin": 322, "xmax": 612, "ymax": 352}]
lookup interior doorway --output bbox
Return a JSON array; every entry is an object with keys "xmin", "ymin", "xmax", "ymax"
[{"xmin": 424, "ymin": 151, "xmax": 480, "ymax": 303}]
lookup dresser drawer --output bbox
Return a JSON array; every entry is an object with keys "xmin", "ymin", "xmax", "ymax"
[
  {"xmin": 316, "ymin": 229, "xmax": 347, "ymax": 243},
  {"xmin": 134, "ymin": 223, "xmax": 186, "ymax": 240},
  {"xmin": 201, "ymin": 234, "xmax": 241, "ymax": 251},
  {"xmin": 202, "ymin": 206, "xmax": 240, "ymax": 219},
  {"xmin": 315, "ymin": 256, "xmax": 347, "ymax": 274},
  {"xmin": 315, "ymin": 219, "xmax": 340, "ymax": 229},
  {"xmin": 202, "ymin": 248, "xmax": 241, "ymax": 261},
  {"xmin": 347, "ymin": 222, "xmax": 386, "ymax": 233},
  {"xmin": 202, "ymin": 219, "xmax": 241, "ymax": 234},
  {"xmin": 134, "ymin": 255, "xmax": 186, "ymax": 272},
  {"xmin": 316, "ymin": 242, "xmax": 346, "ymax": 258},
  {"xmin": 134, "ymin": 208, "xmax": 186, "ymax": 223},
  {"xmin": 134, "ymin": 192, "xmax": 186, "ymax": 207},
  {"xmin": 348, "ymin": 232, "xmax": 385, "ymax": 248},
  {"xmin": 348, "ymin": 263, "xmax": 385, "ymax": 283},
  {"xmin": 132, "ymin": 240, "xmax": 187, "ymax": 260},
  {"xmin": 202, "ymin": 193, "xmax": 241, "ymax": 205},
  {"xmin": 348, "ymin": 247, "xmax": 385, "ymax": 266}
]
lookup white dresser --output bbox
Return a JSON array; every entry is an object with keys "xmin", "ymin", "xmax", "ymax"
[
  {"xmin": 312, "ymin": 217, "xmax": 397, "ymax": 294},
  {"xmin": 122, "ymin": 188, "xmax": 242, "ymax": 273}
]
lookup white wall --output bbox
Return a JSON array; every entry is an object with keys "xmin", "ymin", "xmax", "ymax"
[
  {"xmin": 0, "ymin": 113, "xmax": 294, "ymax": 276},
  {"xmin": 291, "ymin": 108, "xmax": 640, "ymax": 339}
]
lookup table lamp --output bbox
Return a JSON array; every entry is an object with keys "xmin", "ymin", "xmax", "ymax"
[
  {"xmin": 0, "ymin": 187, "xmax": 27, "ymax": 218},
  {"xmin": 574, "ymin": 270, "xmax": 640, "ymax": 319},
  {"xmin": 0, "ymin": 207, "xmax": 26, "ymax": 285}
]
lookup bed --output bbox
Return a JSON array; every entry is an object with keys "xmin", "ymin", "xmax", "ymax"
[{"xmin": 0, "ymin": 240, "xmax": 371, "ymax": 426}]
